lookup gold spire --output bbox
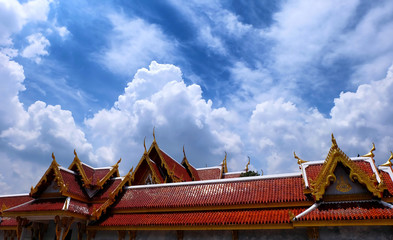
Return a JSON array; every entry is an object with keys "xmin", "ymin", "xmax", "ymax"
[
  {"xmin": 183, "ymin": 145, "xmax": 186, "ymax": 159},
  {"xmin": 331, "ymin": 133, "xmax": 337, "ymax": 148},
  {"xmin": 113, "ymin": 158, "xmax": 122, "ymax": 168},
  {"xmin": 153, "ymin": 127, "xmax": 156, "ymax": 143},
  {"xmin": 245, "ymin": 156, "xmax": 250, "ymax": 172},
  {"xmin": 143, "ymin": 137, "xmax": 147, "ymax": 154},
  {"xmin": 222, "ymin": 152, "xmax": 228, "ymax": 173},
  {"xmin": 380, "ymin": 151, "xmax": 393, "ymax": 167},
  {"xmin": 294, "ymin": 152, "xmax": 308, "ymax": 165},
  {"xmin": 362, "ymin": 143, "xmax": 376, "ymax": 158}
]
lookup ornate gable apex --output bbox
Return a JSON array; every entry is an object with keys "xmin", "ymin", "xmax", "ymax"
[
  {"xmin": 69, "ymin": 150, "xmax": 92, "ymax": 187},
  {"xmin": 30, "ymin": 153, "xmax": 68, "ymax": 198},
  {"xmin": 309, "ymin": 134, "xmax": 385, "ymax": 201}
]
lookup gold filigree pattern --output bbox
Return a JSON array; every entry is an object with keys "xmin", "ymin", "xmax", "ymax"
[{"xmin": 335, "ymin": 176, "xmax": 352, "ymax": 193}]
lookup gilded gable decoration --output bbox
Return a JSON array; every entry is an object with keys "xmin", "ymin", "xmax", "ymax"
[
  {"xmin": 294, "ymin": 152, "xmax": 308, "ymax": 165},
  {"xmin": 309, "ymin": 134, "xmax": 385, "ymax": 201},
  {"xmin": 30, "ymin": 153, "xmax": 68, "ymax": 197},
  {"xmin": 245, "ymin": 156, "xmax": 250, "ymax": 172},
  {"xmin": 362, "ymin": 143, "xmax": 376, "ymax": 158},
  {"xmin": 68, "ymin": 150, "xmax": 91, "ymax": 187},
  {"xmin": 380, "ymin": 151, "xmax": 393, "ymax": 167}
]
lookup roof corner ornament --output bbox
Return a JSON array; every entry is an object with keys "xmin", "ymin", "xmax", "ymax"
[
  {"xmin": 222, "ymin": 152, "xmax": 228, "ymax": 173},
  {"xmin": 51, "ymin": 152, "xmax": 59, "ymax": 166},
  {"xmin": 73, "ymin": 149, "xmax": 80, "ymax": 162},
  {"xmin": 331, "ymin": 133, "xmax": 337, "ymax": 148},
  {"xmin": 153, "ymin": 126, "xmax": 156, "ymax": 143},
  {"xmin": 245, "ymin": 156, "xmax": 250, "ymax": 172},
  {"xmin": 294, "ymin": 152, "xmax": 308, "ymax": 165},
  {"xmin": 113, "ymin": 158, "xmax": 122, "ymax": 168},
  {"xmin": 183, "ymin": 145, "xmax": 186, "ymax": 159},
  {"xmin": 380, "ymin": 151, "xmax": 393, "ymax": 167},
  {"xmin": 362, "ymin": 142, "xmax": 376, "ymax": 158}
]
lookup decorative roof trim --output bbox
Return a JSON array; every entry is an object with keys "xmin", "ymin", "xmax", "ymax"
[
  {"xmin": 92, "ymin": 168, "xmax": 133, "ymax": 220},
  {"xmin": 68, "ymin": 150, "xmax": 91, "ymax": 187},
  {"xmin": 30, "ymin": 153, "xmax": 69, "ymax": 197},
  {"xmin": 125, "ymin": 172, "xmax": 302, "ymax": 190},
  {"xmin": 0, "ymin": 193, "xmax": 30, "ymax": 198},
  {"xmin": 379, "ymin": 166, "xmax": 393, "ymax": 183},
  {"xmin": 309, "ymin": 134, "xmax": 385, "ymax": 201},
  {"xmin": 62, "ymin": 197, "xmax": 71, "ymax": 211},
  {"xmin": 96, "ymin": 159, "xmax": 121, "ymax": 189},
  {"xmin": 293, "ymin": 203, "xmax": 320, "ymax": 221},
  {"xmin": 196, "ymin": 166, "xmax": 222, "ymax": 170}
]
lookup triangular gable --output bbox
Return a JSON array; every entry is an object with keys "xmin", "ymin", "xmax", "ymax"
[
  {"xmin": 147, "ymin": 138, "xmax": 192, "ymax": 182},
  {"xmin": 30, "ymin": 153, "xmax": 69, "ymax": 198},
  {"xmin": 309, "ymin": 134, "xmax": 385, "ymax": 201},
  {"xmin": 131, "ymin": 149, "xmax": 164, "ymax": 185},
  {"xmin": 69, "ymin": 150, "xmax": 92, "ymax": 187},
  {"xmin": 69, "ymin": 150, "xmax": 121, "ymax": 189}
]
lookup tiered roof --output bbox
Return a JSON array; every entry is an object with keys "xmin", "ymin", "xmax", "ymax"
[{"xmin": 2, "ymin": 134, "xmax": 393, "ymax": 231}]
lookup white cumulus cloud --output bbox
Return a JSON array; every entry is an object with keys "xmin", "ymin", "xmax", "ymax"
[{"xmin": 21, "ymin": 33, "xmax": 50, "ymax": 63}]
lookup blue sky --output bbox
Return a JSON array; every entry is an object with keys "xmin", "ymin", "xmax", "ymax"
[{"xmin": 1, "ymin": 0, "xmax": 393, "ymax": 194}]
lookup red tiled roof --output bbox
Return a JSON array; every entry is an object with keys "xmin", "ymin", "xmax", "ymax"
[
  {"xmin": 81, "ymin": 164, "xmax": 113, "ymax": 186},
  {"xmin": 197, "ymin": 167, "xmax": 222, "ymax": 180},
  {"xmin": 0, "ymin": 217, "xmax": 17, "ymax": 227},
  {"xmin": 59, "ymin": 169, "xmax": 88, "ymax": 200},
  {"xmin": 114, "ymin": 176, "xmax": 308, "ymax": 210},
  {"xmin": 5, "ymin": 198, "xmax": 90, "ymax": 216},
  {"xmin": 296, "ymin": 201, "xmax": 393, "ymax": 221},
  {"xmin": 159, "ymin": 150, "xmax": 192, "ymax": 181},
  {"xmin": 97, "ymin": 208, "xmax": 306, "ymax": 227},
  {"xmin": 6, "ymin": 198, "xmax": 63, "ymax": 212},
  {"xmin": 68, "ymin": 199, "xmax": 90, "ymax": 216},
  {"xmin": 92, "ymin": 178, "xmax": 123, "ymax": 201},
  {"xmin": 223, "ymin": 172, "xmax": 243, "ymax": 179},
  {"xmin": 0, "ymin": 195, "xmax": 32, "ymax": 212},
  {"xmin": 380, "ymin": 170, "xmax": 393, "ymax": 195},
  {"xmin": 304, "ymin": 160, "xmax": 376, "ymax": 185}
]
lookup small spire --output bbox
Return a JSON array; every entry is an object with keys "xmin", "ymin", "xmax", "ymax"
[
  {"xmin": 245, "ymin": 156, "xmax": 250, "ymax": 172},
  {"xmin": 183, "ymin": 145, "xmax": 186, "ymax": 159},
  {"xmin": 153, "ymin": 127, "xmax": 156, "ymax": 143},
  {"xmin": 222, "ymin": 152, "xmax": 228, "ymax": 173},
  {"xmin": 294, "ymin": 152, "xmax": 308, "ymax": 165},
  {"xmin": 128, "ymin": 167, "xmax": 134, "ymax": 175},
  {"xmin": 113, "ymin": 158, "xmax": 121, "ymax": 168},
  {"xmin": 381, "ymin": 151, "xmax": 393, "ymax": 167},
  {"xmin": 51, "ymin": 152, "xmax": 59, "ymax": 166},
  {"xmin": 331, "ymin": 133, "xmax": 337, "ymax": 148},
  {"xmin": 362, "ymin": 143, "xmax": 376, "ymax": 158},
  {"xmin": 143, "ymin": 137, "xmax": 147, "ymax": 154}
]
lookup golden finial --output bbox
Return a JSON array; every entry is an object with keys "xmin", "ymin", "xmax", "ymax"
[
  {"xmin": 183, "ymin": 145, "xmax": 186, "ymax": 158},
  {"xmin": 222, "ymin": 152, "xmax": 228, "ymax": 173},
  {"xmin": 153, "ymin": 127, "xmax": 156, "ymax": 143},
  {"xmin": 362, "ymin": 143, "xmax": 376, "ymax": 158},
  {"xmin": 261, "ymin": 169, "xmax": 264, "ymax": 176},
  {"xmin": 294, "ymin": 152, "xmax": 308, "ymax": 165},
  {"xmin": 331, "ymin": 133, "xmax": 337, "ymax": 147},
  {"xmin": 381, "ymin": 151, "xmax": 393, "ymax": 167},
  {"xmin": 128, "ymin": 167, "xmax": 134, "ymax": 175},
  {"xmin": 245, "ymin": 156, "xmax": 250, "ymax": 172},
  {"xmin": 113, "ymin": 158, "xmax": 121, "ymax": 168},
  {"xmin": 143, "ymin": 137, "xmax": 147, "ymax": 153}
]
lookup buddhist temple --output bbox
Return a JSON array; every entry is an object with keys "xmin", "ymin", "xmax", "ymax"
[{"xmin": 1, "ymin": 134, "xmax": 393, "ymax": 240}]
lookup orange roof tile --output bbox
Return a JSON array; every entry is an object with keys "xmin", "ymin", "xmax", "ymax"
[
  {"xmin": 96, "ymin": 208, "xmax": 306, "ymax": 227},
  {"xmin": 159, "ymin": 150, "xmax": 192, "ymax": 182},
  {"xmin": 296, "ymin": 201, "xmax": 393, "ymax": 221},
  {"xmin": 197, "ymin": 167, "xmax": 222, "ymax": 180},
  {"xmin": 114, "ymin": 176, "xmax": 308, "ymax": 210}
]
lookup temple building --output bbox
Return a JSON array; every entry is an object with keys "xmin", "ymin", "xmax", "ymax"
[{"xmin": 1, "ymin": 134, "xmax": 393, "ymax": 239}]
